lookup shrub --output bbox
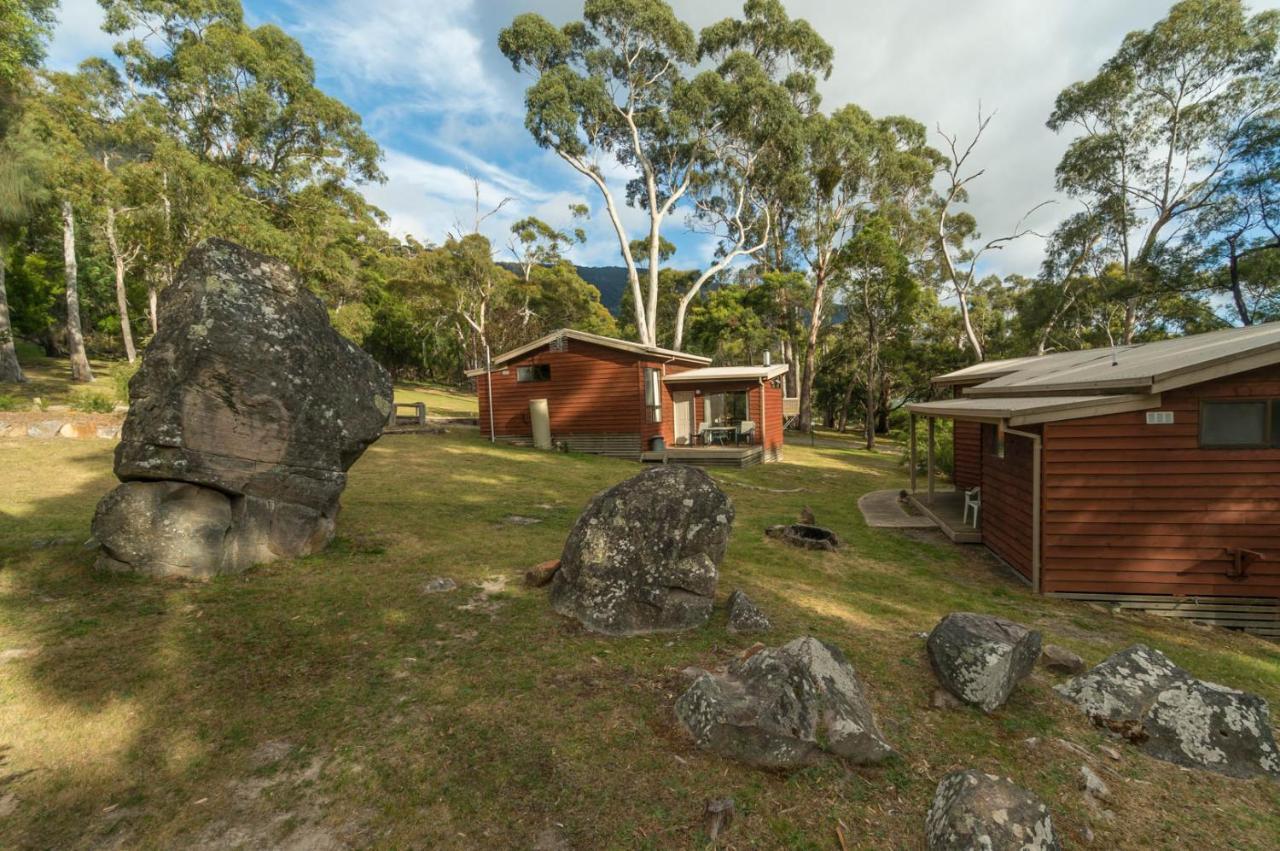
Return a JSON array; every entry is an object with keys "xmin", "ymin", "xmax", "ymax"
[
  {"xmin": 899, "ymin": 417, "xmax": 955, "ymax": 481},
  {"xmin": 0, "ymin": 393, "xmax": 22, "ymax": 412},
  {"xmin": 71, "ymin": 392, "xmax": 117, "ymax": 414},
  {"xmin": 109, "ymin": 360, "xmax": 140, "ymax": 405}
]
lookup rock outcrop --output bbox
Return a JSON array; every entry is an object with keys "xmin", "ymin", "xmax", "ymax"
[
  {"xmin": 1055, "ymin": 644, "xmax": 1280, "ymax": 779},
  {"xmin": 675, "ymin": 636, "xmax": 894, "ymax": 769},
  {"xmin": 726, "ymin": 589, "xmax": 771, "ymax": 634},
  {"xmin": 92, "ymin": 239, "xmax": 392, "ymax": 578},
  {"xmin": 925, "ymin": 770, "xmax": 1060, "ymax": 851},
  {"xmin": 927, "ymin": 613, "xmax": 1041, "ymax": 712},
  {"xmin": 549, "ymin": 465, "xmax": 733, "ymax": 635}
]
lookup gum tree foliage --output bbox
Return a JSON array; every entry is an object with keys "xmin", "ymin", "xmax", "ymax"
[
  {"xmin": 498, "ymin": 0, "xmax": 811, "ymax": 349},
  {"xmin": 1048, "ymin": 0, "xmax": 1280, "ymax": 342}
]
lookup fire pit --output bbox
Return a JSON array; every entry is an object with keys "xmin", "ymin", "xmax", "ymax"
[{"xmin": 765, "ymin": 523, "xmax": 841, "ymax": 552}]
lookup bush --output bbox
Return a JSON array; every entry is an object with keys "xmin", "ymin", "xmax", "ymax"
[
  {"xmin": 109, "ymin": 360, "xmax": 140, "ymax": 405},
  {"xmin": 0, "ymin": 393, "xmax": 22, "ymax": 412},
  {"xmin": 71, "ymin": 392, "xmax": 117, "ymax": 414},
  {"xmin": 899, "ymin": 417, "xmax": 955, "ymax": 481}
]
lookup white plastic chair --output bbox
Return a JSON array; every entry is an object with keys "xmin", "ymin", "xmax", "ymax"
[
  {"xmin": 736, "ymin": 420, "xmax": 756, "ymax": 446},
  {"xmin": 963, "ymin": 487, "xmax": 981, "ymax": 528}
]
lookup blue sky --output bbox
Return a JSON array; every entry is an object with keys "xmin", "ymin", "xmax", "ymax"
[{"xmin": 46, "ymin": 0, "xmax": 1280, "ymax": 278}]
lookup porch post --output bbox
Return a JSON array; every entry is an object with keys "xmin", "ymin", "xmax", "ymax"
[
  {"xmin": 909, "ymin": 412, "xmax": 917, "ymax": 494},
  {"xmin": 927, "ymin": 416, "xmax": 936, "ymax": 506}
]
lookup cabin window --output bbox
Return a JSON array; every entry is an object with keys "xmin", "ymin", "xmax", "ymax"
[
  {"xmin": 704, "ymin": 391, "xmax": 749, "ymax": 425},
  {"xmin": 1200, "ymin": 400, "xmax": 1270, "ymax": 448},
  {"xmin": 517, "ymin": 364, "xmax": 551, "ymax": 383},
  {"xmin": 644, "ymin": 367, "xmax": 662, "ymax": 423}
]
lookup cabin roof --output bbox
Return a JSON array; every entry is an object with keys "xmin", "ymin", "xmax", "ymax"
[
  {"xmin": 908, "ymin": 394, "xmax": 1160, "ymax": 426},
  {"xmin": 931, "ymin": 323, "xmax": 1280, "ymax": 398},
  {"xmin": 465, "ymin": 329, "xmax": 711, "ymax": 376},
  {"xmin": 663, "ymin": 365, "xmax": 789, "ymax": 383}
]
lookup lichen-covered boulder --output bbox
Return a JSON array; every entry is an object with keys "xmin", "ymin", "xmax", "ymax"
[
  {"xmin": 927, "ymin": 613, "xmax": 1042, "ymax": 712},
  {"xmin": 675, "ymin": 636, "xmax": 894, "ymax": 769},
  {"xmin": 925, "ymin": 770, "xmax": 1060, "ymax": 851},
  {"xmin": 549, "ymin": 465, "xmax": 733, "ymax": 635},
  {"xmin": 92, "ymin": 239, "xmax": 392, "ymax": 578},
  {"xmin": 1055, "ymin": 645, "xmax": 1280, "ymax": 779},
  {"xmin": 726, "ymin": 589, "xmax": 770, "ymax": 634}
]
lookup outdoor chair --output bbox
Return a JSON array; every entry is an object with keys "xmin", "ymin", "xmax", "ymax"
[
  {"xmin": 736, "ymin": 420, "xmax": 756, "ymax": 446},
  {"xmin": 963, "ymin": 487, "xmax": 981, "ymax": 528}
]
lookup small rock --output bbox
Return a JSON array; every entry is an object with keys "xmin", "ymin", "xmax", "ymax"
[
  {"xmin": 1056, "ymin": 645, "xmax": 1280, "ymax": 779},
  {"xmin": 926, "ymin": 769, "xmax": 1061, "ymax": 851},
  {"xmin": 27, "ymin": 420, "xmax": 64, "ymax": 438},
  {"xmin": 927, "ymin": 613, "xmax": 1042, "ymax": 712},
  {"xmin": 675, "ymin": 636, "xmax": 894, "ymax": 769},
  {"xmin": 930, "ymin": 688, "xmax": 964, "ymax": 710},
  {"xmin": 726, "ymin": 589, "xmax": 771, "ymax": 634},
  {"xmin": 702, "ymin": 797, "xmax": 735, "ymax": 841},
  {"xmin": 1079, "ymin": 765, "xmax": 1109, "ymax": 801},
  {"xmin": 1099, "ymin": 745, "xmax": 1121, "ymax": 762},
  {"xmin": 422, "ymin": 577, "xmax": 458, "ymax": 593},
  {"xmin": 1040, "ymin": 643, "xmax": 1085, "ymax": 675},
  {"xmin": 1082, "ymin": 824, "xmax": 1095, "ymax": 844},
  {"xmin": 1023, "ymin": 736, "xmax": 1041, "ymax": 749},
  {"xmin": 679, "ymin": 666, "xmax": 705, "ymax": 681}
]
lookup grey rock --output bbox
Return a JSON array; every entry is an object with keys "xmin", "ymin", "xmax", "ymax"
[
  {"xmin": 674, "ymin": 636, "xmax": 894, "ymax": 769},
  {"xmin": 925, "ymin": 770, "xmax": 1061, "ymax": 851},
  {"xmin": 550, "ymin": 465, "xmax": 733, "ymax": 635},
  {"xmin": 1040, "ymin": 643, "xmax": 1085, "ymax": 675},
  {"xmin": 93, "ymin": 481, "xmax": 334, "ymax": 579},
  {"xmin": 91, "ymin": 240, "xmax": 391, "ymax": 578},
  {"xmin": 726, "ymin": 589, "xmax": 770, "ymax": 634},
  {"xmin": 27, "ymin": 420, "xmax": 63, "ymax": 438},
  {"xmin": 1078, "ymin": 765, "xmax": 1109, "ymax": 801},
  {"xmin": 422, "ymin": 577, "xmax": 458, "ymax": 593},
  {"xmin": 927, "ymin": 613, "xmax": 1042, "ymax": 712},
  {"xmin": 1055, "ymin": 644, "xmax": 1280, "ymax": 779},
  {"xmin": 931, "ymin": 688, "xmax": 964, "ymax": 711}
]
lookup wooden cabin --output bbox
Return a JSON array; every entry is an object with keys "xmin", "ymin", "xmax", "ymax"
[
  {"xmin": 467, "ymin": 329, "xmax": 788, "ymax": 467},
  {"xmin": 907, "ymin": 323, "xmax": 1280, "ymax": 635}
]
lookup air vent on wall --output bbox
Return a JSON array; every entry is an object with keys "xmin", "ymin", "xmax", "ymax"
[
  {"xmin": 549, "ymin": 334, "xmax": 568, "ymax": 353},
  {"xmin": 1145, "ymin": 411, "xmax": 1174, "ymax": 425}
]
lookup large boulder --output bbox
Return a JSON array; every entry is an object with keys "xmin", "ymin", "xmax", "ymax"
[
  {"xmin": 549, "ymin": 465, "xmax": 733, "ymax": 635},
  {"xmin": 675, "ymin": 636, "xmax": 894, "ymax": 769},
  {"xmin": 925, "ymin": 770, "xmax": 1060, "ymax": 851},
  {"xmin": 726, "ymin": 589, "xmax": 771, "ymax": 634},
  {"xmin": 92, "ymin": 239, "xmax": 392, "ymax": 578},
  {"xmin": 927, "ymin": 613, "xmax": 1042, "ymax": 712},
  {"xmin": 1055, "ymin": 645, "xmax": 1280, "ymax": 779}
]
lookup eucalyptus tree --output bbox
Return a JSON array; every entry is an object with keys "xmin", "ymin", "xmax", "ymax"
[
  {"xmin": 786, "ymin": 107, "xmax": 939, "ymax": 432},
  {"xmin": 0, "ymin": 109, "xmax": 47, "ymax": 383},
  {"xmin": 1048, "ymin": 0, "xmax": 1280, "ymax": 342},
  {"xmin": 0, "ymin": 0, "xmax": 56, "ymax": 89},
  {"xmin": 838, "ymin": 214, "xmax": 918, "ymax": 450},
  {"xmin": 509, "ymin": 210, "xmax": 586, "ymax": 326}
]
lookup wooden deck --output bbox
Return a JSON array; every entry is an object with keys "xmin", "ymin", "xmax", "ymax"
[
  {"xmin": 641, "ymin": 445, "xmax": 766, "ymax": 468},
  {"xmin": 907, "ymin": 491, "xmax": 982, "ymax": 544}
]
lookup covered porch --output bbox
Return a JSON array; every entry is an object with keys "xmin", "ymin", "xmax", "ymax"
[{"xmin": 903, "ymin": 411, "xmax": 983, "ymax": 544}]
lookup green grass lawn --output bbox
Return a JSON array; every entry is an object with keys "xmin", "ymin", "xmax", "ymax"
[
  {"xmin": 393, "ymin": 382, "xmax": 477, "ymax": 418},
  {"xmin": 1, "ymin": 432, "xmax": 1277, "ymax": 849}
]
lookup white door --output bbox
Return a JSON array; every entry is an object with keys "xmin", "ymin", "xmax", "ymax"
[{"xmin": 672, "ymin": 392, "xmax": 694, "ymax": 445}]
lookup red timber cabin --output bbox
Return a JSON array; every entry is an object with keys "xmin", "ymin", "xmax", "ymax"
[
  {"xmin": 906, "ymin": 323, "xmax": 1280, "ymax": 636},
  {"xmin": 467, "ymin": 329, "xmax": 789, "ymax": 467}
]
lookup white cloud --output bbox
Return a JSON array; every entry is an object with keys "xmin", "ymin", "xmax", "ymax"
[{"xmin": 45, "ymin": 0, "xmax": 115, "ymax": 70}]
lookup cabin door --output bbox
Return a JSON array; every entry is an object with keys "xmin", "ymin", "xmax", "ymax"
[{"xmin": 672, "ymin": 392, "xmax": 695, "ymax": 445}]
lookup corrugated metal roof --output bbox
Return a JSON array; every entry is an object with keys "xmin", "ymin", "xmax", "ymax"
[
  {"xmin": 960, "ymin": 323, "xmax": 1280, "ymax": 397},
  {"xmin": 465, "ymin": 329, "xmax": 711, "ymax": 376},
  {"xmin": 907, "ymin": 394, "xmax": 1160, "ymax": 426},
  {"xmin": 664, "ymin": 365, "xmax": 789, "ymax": 383}
]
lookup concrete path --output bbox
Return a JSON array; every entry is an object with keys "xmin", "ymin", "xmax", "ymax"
[{"xmin": 857, "ymin": 489, "xmax": 937, "ymax": 529}]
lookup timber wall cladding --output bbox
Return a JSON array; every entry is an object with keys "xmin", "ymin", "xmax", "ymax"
[
  {"xmin": 1040, "ymin": 363, "xmax": 1280, "ymax": 598},
  {"xmin": 479, "ymin": 340, "xmax": 647, "ymax": 440},
  {"xmin": 953, "ymin": 421, "xmax": 982, "ymax": 489},
  {"xmin": 980, "ymin": 424, "xmax": 1036, "ymax": 580}
]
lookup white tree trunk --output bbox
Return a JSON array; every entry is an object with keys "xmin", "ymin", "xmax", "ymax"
[
  {"xmin": 62, "ymin": 200, "xmax": 94, "ymax": 383},
  {"xmin": 0, "ymin": 234, "xmax": 25, "ymax": 383},
  {"xmin": 105, "ymin": 206, "xmax": 137, "ymax": 363}
]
